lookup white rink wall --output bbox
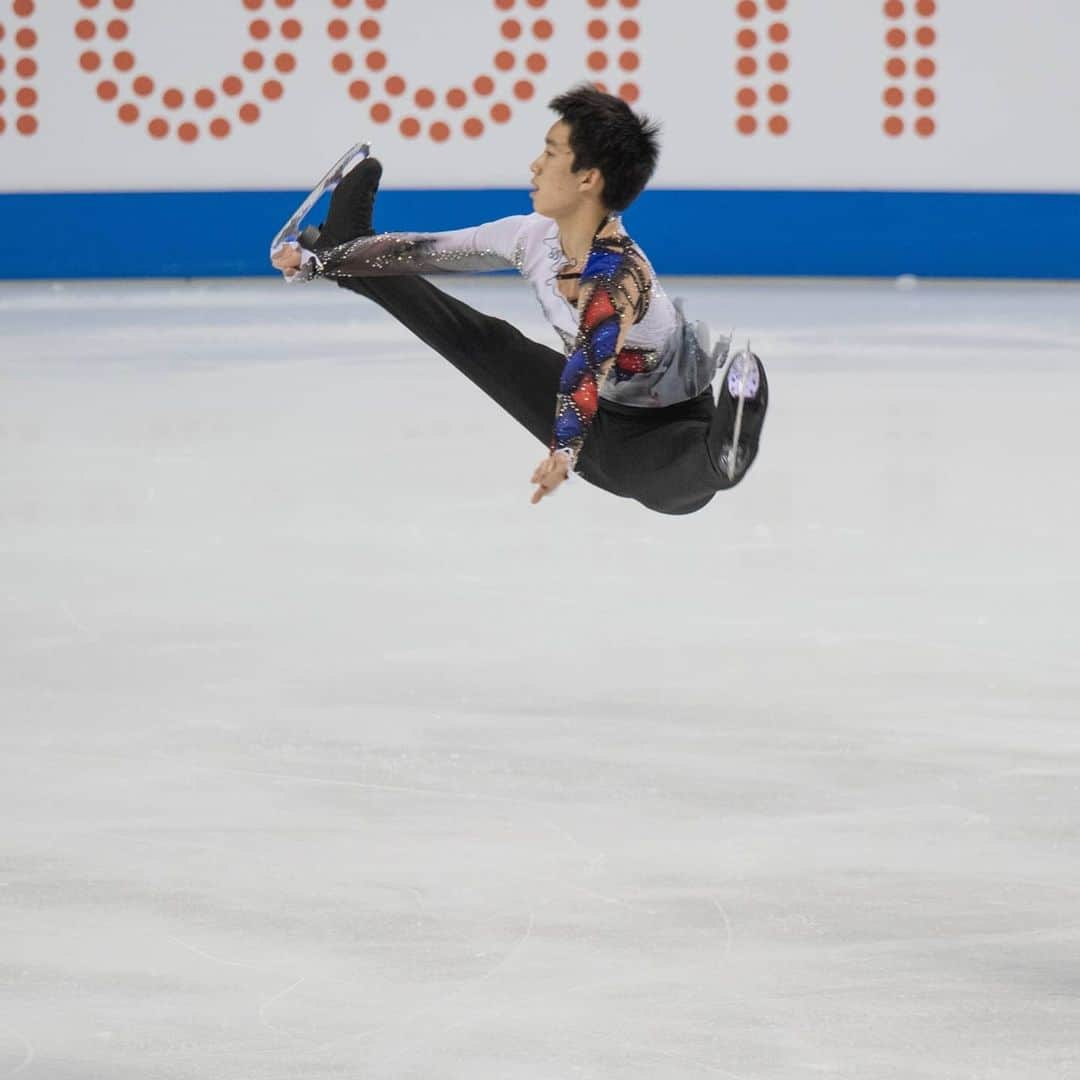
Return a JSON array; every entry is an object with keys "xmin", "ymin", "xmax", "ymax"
[
  {"xmin": 3, "ymin": 1, "xmax": 1079, "ymax": 278},
  {"xmin": 3, "ymin": 0, "xmax": 1080, "ymax": 191}
]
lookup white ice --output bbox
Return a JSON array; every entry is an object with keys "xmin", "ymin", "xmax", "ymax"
[{"xmin": 1, "ymin": 275, "xmax": 1079, "ymax": 1080}]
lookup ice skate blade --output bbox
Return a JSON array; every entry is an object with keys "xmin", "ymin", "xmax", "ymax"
[
  {"xmin": 725, "ymin": 343, "xmax": 758, "ymax": 480},
  {"xmin": 269, "ymin": 141, "xmax": 371, "ymax": 258},
  {"xmin": 716, "ymin": 442, "xmax": 747, "ymax": 482}
]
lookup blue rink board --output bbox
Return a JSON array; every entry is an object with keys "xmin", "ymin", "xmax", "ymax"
[{"xmin": 3, "ymin": 188, "xmax": 1079, "ymax": 280}]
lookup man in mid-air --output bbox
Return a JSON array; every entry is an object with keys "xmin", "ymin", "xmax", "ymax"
[{"xmin": 272, "ymin": 84, "xmax": 767, "ymax": 514}]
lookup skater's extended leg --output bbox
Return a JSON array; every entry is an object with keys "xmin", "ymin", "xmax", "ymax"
[
  {"xmin": 344, "ymin": 274, "xmax": 564, "ymax": 446},
  {"xmin": 313, "ymin": 158, "xmax": 563, "ymax": 445}
]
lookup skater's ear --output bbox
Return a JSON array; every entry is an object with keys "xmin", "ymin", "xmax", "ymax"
[{"xmin": 576, "ymin": 166, "xmax": 604, "ymax": 201}]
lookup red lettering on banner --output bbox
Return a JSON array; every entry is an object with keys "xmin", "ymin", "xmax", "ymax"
[
  {"xmin": 884, "ymin": 0, "xmax": 938, "ymax": 137},
  {"xmin": 735, "ymin": 0, "xmax": 789, "ymax": 137},
  {"xmin": 74, "ymin": 0, "xmax": 301, "ymax": 144},
  {"xmin": 1, "ymin": 0, "xmax": 40, "ymax": 136}
]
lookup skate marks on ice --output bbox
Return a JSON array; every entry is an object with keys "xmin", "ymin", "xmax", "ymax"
[{"xmin": 0, "ymin": 1029, "xmax": 35, "ymax": 1076}]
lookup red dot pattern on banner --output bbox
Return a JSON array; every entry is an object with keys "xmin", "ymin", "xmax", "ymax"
[
  {"xmin": 72, "ymin": 0, "xmax": 301, "ymax": 145},
  {"xmin": 47, "ymin": 0, "xmax": 650, "ymax": 146},
  {"xmin": 884, "ymin": 0, "xmax": 937, "ymax": 138},
  {"xmin": 735, "ymin": 0, "xmax": 788, "ymax": 137},
  {"xmin": 2, "ymin": 0, "xmax": 39, "ymax": 136},
  {"xmin": 324, "ymin": 0, "xmax": 584, "ymax": 142},
  {"xmin": 579, "ymin": 1, "xmax": 639, "ymax": 105}
]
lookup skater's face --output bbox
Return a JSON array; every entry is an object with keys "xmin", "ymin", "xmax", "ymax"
[{"xmin": 529, "ymin": 121, "xmax": 603, "ymax": 219}]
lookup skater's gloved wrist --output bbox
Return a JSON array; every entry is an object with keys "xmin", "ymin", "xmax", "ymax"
[
  {"xmin": 292, "ymin": 248, "xmax": 324, "ymax": 282},
  {"xmin": 553, "ymin": 446, "xmax": 578, "ymax": 480}
]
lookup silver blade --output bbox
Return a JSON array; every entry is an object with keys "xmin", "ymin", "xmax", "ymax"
[{"xmin": 269, "ymin": 141, "xmax": 371, "ymax": 256}]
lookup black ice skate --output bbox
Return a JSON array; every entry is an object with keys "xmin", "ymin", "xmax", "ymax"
[
  {"xmin": 713, "ymin": 340, "xmax": 769, "ymax": 482},
  {"xmin": 307, "ymin": 156, "xmax": 384, "ymax": 253},
  {"xmin": 268, "ymin": 141, "xmax": 371, "ymax": 260}
]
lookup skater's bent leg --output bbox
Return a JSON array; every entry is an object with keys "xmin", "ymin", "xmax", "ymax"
[
  {"xmin": 334, "ymin": 270, "xmax": 761, "ymax": 515},
  {"xmin": 338, "ymin": 274, "xmax": 562, "ymax": 446},
  {"xmin": 579, "ymin": 397, "xmax": 721, "ymax": 515}
]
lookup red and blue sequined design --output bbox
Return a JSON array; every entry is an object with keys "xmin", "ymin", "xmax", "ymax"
[{"xmin": 551, "ymin": 238, "xmax": 652, "ymax": 456}]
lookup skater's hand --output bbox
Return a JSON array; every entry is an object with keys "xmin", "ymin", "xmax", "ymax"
[
  {"xmin": 530, "ymin": 453, "xmax": 570, "ymax": 505},
  {"xmin": 271, "ymin": 244, "xmax": 302, "ymax": 272}
]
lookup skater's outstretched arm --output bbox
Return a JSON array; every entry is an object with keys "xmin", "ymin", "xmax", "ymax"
[{"xmin": 296, "ymin": 216, "xmax": 532, "ymax": 280}]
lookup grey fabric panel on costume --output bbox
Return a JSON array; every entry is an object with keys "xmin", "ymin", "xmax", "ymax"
[{"xmin": 599, "ymin": 300, "xmax": 729, "ymax": 409}]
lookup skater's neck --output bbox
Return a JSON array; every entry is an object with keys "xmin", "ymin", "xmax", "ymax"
[{"xmin": 555, "ymin": 203, "xmax": 613, "ymax": 266}]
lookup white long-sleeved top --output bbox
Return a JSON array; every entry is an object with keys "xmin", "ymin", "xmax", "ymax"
[{"xmin": 303, "ymin": 213, "xmax": 727, "ymax": 451}]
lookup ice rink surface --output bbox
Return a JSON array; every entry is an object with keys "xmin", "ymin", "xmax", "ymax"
[{"xmin": 2, "ymin": 274, "xmax": 1079, "ymax": 1080}]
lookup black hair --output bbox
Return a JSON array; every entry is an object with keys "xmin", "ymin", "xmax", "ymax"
[{"xmin": 548, "ymin": 83, "xmax": 661, "ymax": 212}]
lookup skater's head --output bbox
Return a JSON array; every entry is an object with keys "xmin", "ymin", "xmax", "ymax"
[{"xmin": 530, "ymin": 83, "xmax": 660, "ymax": 217}]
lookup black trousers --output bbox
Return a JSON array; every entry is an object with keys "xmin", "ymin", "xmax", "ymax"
[{"xmin": 337, "ymin": 274, "xmax": 747, "ymax": 515}]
